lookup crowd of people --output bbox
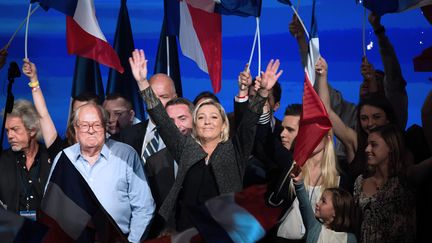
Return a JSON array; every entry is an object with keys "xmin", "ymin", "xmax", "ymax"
[{"xmin": 1, "ymin": 12, "xmax": 431, "ymax": 243}]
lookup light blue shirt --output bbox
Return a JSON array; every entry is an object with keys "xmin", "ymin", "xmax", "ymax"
[{"xmin": 50, "ymin": 139, "xmax": 155, "ymax": 243}]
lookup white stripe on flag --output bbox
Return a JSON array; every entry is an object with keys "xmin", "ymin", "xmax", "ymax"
[
  {"xmin": 306, "ymin": 37, "xmax": 320, "ymax": 86},
  {"xmin": 73, "ymin": 0, "xmax": 107, "ymax": 41},
  {"xmin": 205, "ymin": 193, "xmax": 266, "ymax": 242},
  {"xmin": 179, "ymin": 1, "xmax": 209, "ymax": 73}
]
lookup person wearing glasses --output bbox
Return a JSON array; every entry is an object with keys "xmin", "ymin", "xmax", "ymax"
[
  {"xmin": 103, "ymin": 93, "xmax": 137, "ymax": 135},
  {"xmin": 48, "ymin": 102, "xmax": 155, "ymax": 242}
]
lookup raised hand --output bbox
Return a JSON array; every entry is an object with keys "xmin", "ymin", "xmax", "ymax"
[
  {"xmin": 129, "ymin": 49, "xmax": 149, "ymax": 90},
  {"xmin": 289, "ymin": 14, "xmax": 305, "ymax": 40},
  {"xmin": 315, "ymin": 57, "xmax": 328, "ymax": 78},
  {"xmin": 238, "ymin": 64, "xmax": 252, "ymax": 91},
  {"xmin": 22, "ymin": 58, "xmax": 38, "ymax": 82},
  {"xmin": 260, "ymin": 59, "xmax": 283, "ymax": 91},
  {"xmin": 360, "ymin": 56, "xmax": 376, "ymax": 81}
]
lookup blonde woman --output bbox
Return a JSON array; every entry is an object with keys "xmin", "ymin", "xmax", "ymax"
[
  {"xmin": 129, "ymin": 49, "xmax": 282, "ymax": 231},
  {"xmin": 276, "ymin": 132, "xmax": 343, "ymax": 242}
]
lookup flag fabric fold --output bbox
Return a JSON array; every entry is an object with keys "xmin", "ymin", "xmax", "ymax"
[
  {"xmin": 71, "ymin": 56, "xmax": 105, "ymax": 101},
  {"xmin": 361, "ymin": 0, "xmax": 432, "ymax": 16},
  {"xmin": 292, "ymin": 0, "xmax": 332, "ymax": 167},
  {"xmin": 106, "ymin": 0, "xmax": 145, "ymax": 121},
  {"xmin": 31, "ymin": 0, "xmax": 124, "ymax": 73},
  {"xmin": 0, "ymin": 209, "xmax": 48, "ymax": 243},
  {"xmin": 38, "ymin": 152, "xmax": 127, "ymax": 243},
  {"xmin": 178, "ymin": 1, "xmax": 222, "ymax": 93},
  {"xmin": 215, "ymin": 0, "xmax": 262, "ymax": 17},
  {"xmin": 188, "ymin": 185, "xmax": 282, "ymax": 243},
  {"xmin": 154, "ymin": 18, "xmax": 183, "ymax": 97}
]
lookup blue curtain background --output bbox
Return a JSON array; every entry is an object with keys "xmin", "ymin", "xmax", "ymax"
[{"xmin": 0, "ymin": 0, "xmax": 431, "ymax": 148}]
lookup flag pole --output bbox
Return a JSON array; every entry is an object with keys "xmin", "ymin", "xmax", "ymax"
[
  {"xmin": 24, "ymin": 3, "xmax": 33, "ymax": 59},
  {"xmin": 289, "ymin": 5, "xmax": 309, "ymax": 40},
  {"xmin": 247, "ymin": 23, "xmax": 258, "ymax": 73},
  {"xmin": 5, "ymin": 5, "xmax": 39, "ymax": 50},
  {"xmin": 166, "ymin": 36, "xmax": 171, "ymax": 76},
  {"xmin": 362, "ymin": 7, "xmax": 367, "ymax": 57},
  {"xmin": 257, "ymin": 17, "xmax": 261, "ymax": 76},
  {"xmin": 267, "ymin": 162, "xmax": 297, "ymax": 207}
]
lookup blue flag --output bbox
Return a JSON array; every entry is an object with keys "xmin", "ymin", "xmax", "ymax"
[
  {"xmin": 71, "ymin": 56, "xmax": 105, "ymax": 102},
  {"xmin": 215, "ymin": 0, "xmax": 262, "ymax": 17},
  {"xmin": 106, "ymin": 0, "xmax": 145, "ymax": 121}
]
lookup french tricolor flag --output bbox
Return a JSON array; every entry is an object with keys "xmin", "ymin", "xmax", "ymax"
[
  {"xmin": 293, "ymin": 0, "xmax": 332, "ymax": 167},
  {"xmin": 31, "ymin": 0, "xmax": 124, "ymax": 73},
  {"xmin": 177, "ymin": 0, "xmax": 222, "ymax": 93}
]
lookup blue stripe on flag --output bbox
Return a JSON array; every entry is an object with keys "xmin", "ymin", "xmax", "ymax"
[{"xmin": 31, "ymin": 0, "xmax": 77, "ymax": 17}]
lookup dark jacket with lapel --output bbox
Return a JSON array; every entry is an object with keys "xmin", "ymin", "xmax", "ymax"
[{"xmin": 142, "ymin": 87, "xmax": 266, "ymax": 221}]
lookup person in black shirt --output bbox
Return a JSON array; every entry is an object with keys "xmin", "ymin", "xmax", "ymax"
[{"xmin": 0, "ymin": 100, "xmax": 52, "ymax": 218}]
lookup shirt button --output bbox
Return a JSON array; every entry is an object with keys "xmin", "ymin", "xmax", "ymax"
[
  {"xmin": 29, "ymin": 180, "xmax": 32, "ymax": 183},
  {"xmin": 30, "ymin": 195, "xmax": 34, "ymax": 199}
]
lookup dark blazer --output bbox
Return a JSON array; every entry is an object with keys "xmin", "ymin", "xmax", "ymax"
[
  {"xmin": 0, "ymin": 144, "xmax": 52, "ymax": 213},
  {"xmin": 111, "ymin": 120, "xmax": 149, "ymax": 155},
  {"xmin": 142, "ymin": 87, "xmax": 266, "ymax": 221},
  {"xmin": 145, "ymin": 148, "xmax": 176, "ymax": 236},
  {"xmin": 145, "ymin": 148, "xmax": 176, "ymax": 209}
]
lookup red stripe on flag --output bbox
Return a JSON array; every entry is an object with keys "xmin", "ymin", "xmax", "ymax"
[
  {"xmin": 233, "ymin": 185, "xmax": 283, "ymax": 231},
  {"xmin": 293, "ymin": 73, "xmax": 332, "ymax": 167},
  {"xmin": 66, "ymin": 16, "xmax": 124, "ymax": 73},
  {"xmin": 38, "ymin": 210, "xmax": 74, "ymax": 243},
  {"xmin": 187, "ymin": 4, "xmax": 222, "ymax": 93}
]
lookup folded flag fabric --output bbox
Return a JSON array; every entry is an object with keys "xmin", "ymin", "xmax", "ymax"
[
  {"xmin": 188, "ymin": 185, "xmax": 283, "ymax": 243},
  {"xmin": 38, "ymin": 152, "xmax": 127, "ymax": 243},
  {"xmin": 143, "ymin": 228, "xmax": 204, "ymax": 243},
  {"xmin": 360, "ymin": 0, "xmax": 432, "ymax": 15},
  {"xmin": 0, "ymin": 209, "xmax": 48, "ymax": 243},
  {"xmin": 31, "ymin": 0, "xmax": 124, "ymax": 73},
  {"xmin": 292, "ymin": 0, "xmax": 332, "ymax": 167}
]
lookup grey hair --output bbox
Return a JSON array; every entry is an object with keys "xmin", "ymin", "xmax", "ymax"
[
  {"xmin": 192, "ymin": 98, "xmax": 230, "ymax": 144},
  {"xmin": 8, "ymin": 99, "xmax": 41, "ymax": 139},
  {"xmin": 72, "ymin": 102, "xmax": 109, "ymax": 127}
]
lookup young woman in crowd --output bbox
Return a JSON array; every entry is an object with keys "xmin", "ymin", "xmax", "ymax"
[{"xmin": 353, "ymin": 124, "xmax": 415, "ymax": 242}]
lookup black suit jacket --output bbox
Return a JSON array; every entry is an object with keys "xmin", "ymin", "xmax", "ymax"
[
  {"xmin": 0, "ymin": 144, "xmax": 52, "ymax": 212},
  {"xmin": 111, "ymin": 120, "xmax": 149, "ymax": 155},
  {"xmin": 145, "ymin": 148, "xmax": 176, "ymax": 209},
  {"xmin": 145, "ymin": 148, "xmax": 177, "ymax": 236}
]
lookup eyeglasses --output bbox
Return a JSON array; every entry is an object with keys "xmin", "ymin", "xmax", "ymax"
[{"xmin": 75, "ymin": 122, "xmax": 104, "ymax": 132}]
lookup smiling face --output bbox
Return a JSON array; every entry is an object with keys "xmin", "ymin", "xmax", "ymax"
[
  {"xmin": 359, "ymin": 105, "xmax": 389, "ymax": 134},
  {"xmin": 5, "ymin": 116, "xmax": 34, "ymax": 152},
  {"xmin": 194, "ymin": 104, "xmax": 226, "ymax": 143},
  {"xmin": 315, "ymin": 191, "xmax": 336, "ymax": 224},
  {"xmin": 365, "ymin": 132, "xmax": 390, "ymax": 167}
]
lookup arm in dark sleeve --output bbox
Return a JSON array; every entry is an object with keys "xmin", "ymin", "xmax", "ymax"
[
  {"xmin": 377, "ymin": 30, "xmax": 408, "ymax": 129},
  {"xmin": 294, "ymin": 181, "xmax": 319, "ymax": 231},
  {"xmin": 142, "ymin": 88, "xmax": 190, "ymax": 163},
  {"xmin": 47, "ymin": 134, "xmax": 65, "ymax": 160}
]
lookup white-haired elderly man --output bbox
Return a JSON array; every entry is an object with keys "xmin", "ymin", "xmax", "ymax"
[{"xmin": 48, "ymin": 102, "xmax": 155, "ymax": 242}]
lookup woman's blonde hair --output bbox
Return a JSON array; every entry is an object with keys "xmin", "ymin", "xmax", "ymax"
[
  {"xmin": 192, "ymin": 99, "xmax": 230, "ymax": 144},
  {"xmin": 301, "ymin": 132, "xmax": 339, "ymax": 191}
]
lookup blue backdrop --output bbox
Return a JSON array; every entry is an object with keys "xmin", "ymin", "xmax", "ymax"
[{"xmin": 0, "ymin": 0, "xmax": 431, "ymax": 148}]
